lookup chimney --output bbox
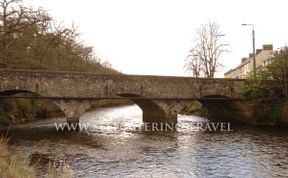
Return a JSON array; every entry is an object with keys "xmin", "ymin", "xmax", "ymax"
[
  {"xmin": 263, "ymin": 44, "xmax": 273, "ymax": 50},
  {"xmin": 256, "ymin": 49, "xmax": 262, "ymax": 54},
  {"xmin": 242, "ymin": 57, "xmax": 248, "ymax": 63},
  {"xmin": 249, "ymin": 53, "xmax": 253, "ymax": 58}
]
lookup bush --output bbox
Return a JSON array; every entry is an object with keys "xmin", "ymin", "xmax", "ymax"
[
  {"xmin": 240, "ymin": 74, "xmax": 281, "ymax": 100},
  {"xmin": 241, "ymin": 46, "xmax": 288, "ymax": 100}
]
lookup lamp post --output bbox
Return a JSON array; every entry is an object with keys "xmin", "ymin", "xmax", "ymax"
[{"xmin": 241, "ymin": 23, "xmax": 256, "ymax": 77}]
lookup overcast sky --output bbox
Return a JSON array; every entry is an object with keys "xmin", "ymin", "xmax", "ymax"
[{"xmin": 26, "ymin": 0, "xmax": 288, "ymax": 77}]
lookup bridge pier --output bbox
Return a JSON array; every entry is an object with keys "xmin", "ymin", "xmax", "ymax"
[
  {"xmin": 200, "ymin": 99, "xmax": 261, "ymax": 124},
  {"xmin": 142, "ymin": 109, "xmax": 178, "ymax": 131},
  {"xmin": 131, "ymin": 99, "xmax": 188, "ymax": 131},
  {"xmin": 54, "ymin": 100, "xmax": 91, "ymax": 131}
]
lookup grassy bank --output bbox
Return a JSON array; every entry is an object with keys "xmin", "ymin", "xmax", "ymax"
[
  {"xmin": 0, "ymin": 137, "xmax": 35, "ymax": 177},
  {"xmin": 0, "ymin": 137, "xmax": 73, "ymax": 178},
  {"xmin": 181, "ymin": 102, "xmax": 207, "ymax": 116}
]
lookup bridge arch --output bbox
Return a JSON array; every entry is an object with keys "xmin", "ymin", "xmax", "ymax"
[
  {"xmin": 118, "ymin": 93, "xmax": 167, "ymax": 123},
  {"xmin": 0, "ymin": 89, "xmax": 37, "ymax": 96},
  {"xmin": 0, "ymin": 89, "xmax": 65, "ymax": 125},
  {"xmin": 197, "ymin": 94, "xmax": 236, "ymax": 121},
  {"xmin": 0, "ymin": 89, "xmax": 93, "ymax": 127}
]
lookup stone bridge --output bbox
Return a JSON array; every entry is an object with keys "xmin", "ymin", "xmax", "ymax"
[{"xmin": 0, "ymin": 69, "xmax": 246, "ymax": 129}]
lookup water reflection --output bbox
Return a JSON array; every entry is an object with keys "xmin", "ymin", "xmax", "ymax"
[{"xmin": 2, "ymin": 105, "xmax": 288, "ymax": 177}]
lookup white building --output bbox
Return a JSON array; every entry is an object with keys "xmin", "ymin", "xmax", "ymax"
[{"xmin": 225, "ymin": 44, "xmax": 274, "ymax": 79}]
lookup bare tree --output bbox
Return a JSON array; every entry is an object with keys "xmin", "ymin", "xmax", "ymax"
[
  {"xmin": 185, "ymin": 21, "xmax": 227, "ymax": 78},
  {"xmin": 184, "ymin": 53, "xmax": 202, "ymax": 78},
  {"xmin": 0, "ymin": 0, "xmax": 20, "ymax": 63},
  {"xmin": 0, "ymin": 0, "xmax": 116, "ymax": 73},
  {"xmin": 0, "ymin": 0, "xmax": 47, "ymax": 64}
]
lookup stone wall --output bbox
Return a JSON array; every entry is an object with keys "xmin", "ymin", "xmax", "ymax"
[
  {"xmin": 0, "ymin": 69, "xmax": 244, "ymax": 99},
  {"xmin": 0, "ymin": 69, "xmax": 251, "ymax": 128}
]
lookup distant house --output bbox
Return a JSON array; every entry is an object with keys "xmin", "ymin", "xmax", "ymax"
[{"xmin": 224, "ymin": 44, "xmax": 274, "ymax": 79}]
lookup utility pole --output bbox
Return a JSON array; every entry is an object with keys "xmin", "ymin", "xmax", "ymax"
[{"xmin": 242, "ymin": 24, "xmax": 256, "ymax": 77}]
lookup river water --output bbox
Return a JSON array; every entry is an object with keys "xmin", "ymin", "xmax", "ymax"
[{"xmin": 2, "ymin": 105, "xmax": 288, "ymax": 177}]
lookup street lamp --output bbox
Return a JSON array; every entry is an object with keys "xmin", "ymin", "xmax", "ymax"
[{"xmin": 241, "ymin": 23, "xmax": 256, "ymax": 77}]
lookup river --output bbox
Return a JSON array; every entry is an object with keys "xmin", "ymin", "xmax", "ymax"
[{"xmin": 2, "ymin": 105, "xmax": 288, "ymax": 177}]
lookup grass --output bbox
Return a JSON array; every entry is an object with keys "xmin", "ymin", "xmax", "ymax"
[
  {"xmin": 0, "ymin": 136, "xmax": 73, "ymax": 178},
  {"xmin": 0, "ymin": 137, "xmax": 36, "ymax": 178}
]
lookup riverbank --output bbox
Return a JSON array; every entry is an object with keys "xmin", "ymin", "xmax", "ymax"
[
  {"xmin": 0, "ymin": 137, "xmax": 35, "ymax": 177},
  {"xmin": 182, "ymin": 99, "xmax": 288, "ymax": 128},
  {"xmin": 0, "ymin": 136, "xmax": 73, "ymax": 177},
  {"xmin": 238, "ymin": 99, "xmax": 288, "ymax": 128},
  {"xmin": 222, "ymin": 99, "xmax": 288, "ymax": 128}
]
